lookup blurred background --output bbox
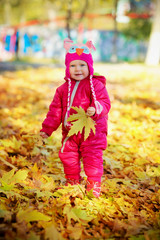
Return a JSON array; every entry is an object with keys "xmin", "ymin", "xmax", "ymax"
[{"xmin": 0, "ymin": 0, "xmax": 159, "ymax": 66}]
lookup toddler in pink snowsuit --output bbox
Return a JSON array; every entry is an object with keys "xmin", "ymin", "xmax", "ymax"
[{"xmin": 40, "ymin": 38, "xmax": 111, "ymax": 197}]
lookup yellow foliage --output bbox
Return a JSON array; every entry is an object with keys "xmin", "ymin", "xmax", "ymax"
[{"xmin": 0, "ymin": 65, "xmax": 160, "ymax": 239}]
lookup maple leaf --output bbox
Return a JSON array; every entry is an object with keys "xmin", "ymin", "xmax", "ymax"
[
  {"xmin": 0, "ymin": 156, "xmax": 17, "ymax": 170},
  {"xmin": 0, "ymin": 169, "xmax": 29, "ymax": 192},
  {"xmin": 67, "ymin": 106, "xmax": 96, "ymax": 140},
  {"xmin": 0, "ymin": 136, "xmax": 22, "ymax": 152},
  {"xmin": 67, "ymin": 223, "xmax": 83, "ymax": 240},
  {"xmin": 72, "ymin": 208, "xmax": 94, "ymax": 221},
  {"xmin": 63, "ymin": 205, "xmax": 79, "ymax": 224},
  {"xmin": 17, "ymin": 209, "xmax": 51, "ymax": 222},
  {"xmin": 45, "ymin": 223, "xmax": 64, "ymax": 240}
]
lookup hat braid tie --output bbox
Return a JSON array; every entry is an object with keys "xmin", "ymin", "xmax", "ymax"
[
  {"xmin": 65, "ymin": 78, "xmax": 72, "ymax": 127},
  {"xmin": 90, "ymin": 75, "xmax": 103, "ymax": 114},
  {"xmin": 67, "ymin": 78, "xmax": 71, "ymax": 118}
]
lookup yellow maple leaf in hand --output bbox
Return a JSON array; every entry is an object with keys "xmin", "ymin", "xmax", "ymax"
[{"xmin": 67, "ymin": 107, "xmax": 96, "ymax": 140}]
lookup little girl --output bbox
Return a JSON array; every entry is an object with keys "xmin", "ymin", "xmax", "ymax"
[{"xmin": 40, "ymin": 38, "xmax": 111, "ymax": 197}]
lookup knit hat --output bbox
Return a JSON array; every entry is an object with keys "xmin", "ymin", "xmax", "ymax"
[{"xmin": 64, "ymin": 38, "xmax": 103, "ymax": 119}]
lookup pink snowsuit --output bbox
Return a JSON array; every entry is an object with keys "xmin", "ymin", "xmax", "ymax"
[{"xmin": 41, "ymin": 74, "xmax": 111, "ymax": 182}]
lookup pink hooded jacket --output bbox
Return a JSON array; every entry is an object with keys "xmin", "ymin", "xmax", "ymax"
[{"xmin": 41, "ymin": 74, "xmax": 111, "ymax": 140}]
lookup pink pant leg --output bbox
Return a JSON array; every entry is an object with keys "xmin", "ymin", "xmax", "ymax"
[
  {"xmin": 80, "ymin": 132, "xmax": 107, "ymax": 182},
  {"xmin": 59, "ymin": 136, "xmax": 81, "ymax": 180}
]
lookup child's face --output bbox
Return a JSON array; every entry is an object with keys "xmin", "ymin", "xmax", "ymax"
[{"xmin": 69, "ymin": 60, "xmax": 89, "ymax": 81}]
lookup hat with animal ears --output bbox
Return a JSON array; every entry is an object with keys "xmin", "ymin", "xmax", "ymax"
[
  {"xmin": 63, "ymin": 38, "xmax": 103, "ymax": 118},
  {"xmin": 64, "ymin": 38, "xmax": 96, "ymax": 78}
]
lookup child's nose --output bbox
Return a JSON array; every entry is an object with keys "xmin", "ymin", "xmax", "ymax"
[{"xmin": 75, "ymin": 65, "xmax": 81, "ymax": 70}]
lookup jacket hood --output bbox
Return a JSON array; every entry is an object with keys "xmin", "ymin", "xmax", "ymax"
[{"xmin": 92, "ymin": 75, "xmax": 106, "ymax": 85}]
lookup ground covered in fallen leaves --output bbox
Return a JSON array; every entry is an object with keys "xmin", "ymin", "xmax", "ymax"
[{"xmin": 0, "ymin": 63, "xmax": 160, "ymax": 240}]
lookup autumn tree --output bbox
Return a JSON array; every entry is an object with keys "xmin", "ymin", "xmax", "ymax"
[{"xmin": 57, "ymin": 0, "xmax": 89, "ymax": 39}]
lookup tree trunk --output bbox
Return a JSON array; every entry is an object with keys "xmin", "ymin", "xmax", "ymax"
[
  {"xmin": 145, "ymin": 0, "xmax": 160, "ymax": 65},
  {"xmin": 111, "ymin": 0, "xmax": 118, "ymax": 63},
  {"xmin": 66, "ymin": 0, "xmax": 72, "ymax": 39},
  {"xmin": 4, "ymin": 0, "xmax": 11, "ymax": 25}
]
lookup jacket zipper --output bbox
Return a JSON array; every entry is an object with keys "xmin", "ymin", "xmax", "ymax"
[
  {"xmin": 62, "ymin": 81, "xmax": 80, "ymax": 153},
  {"xmin": 61, "ymin": 137, "xmax": 69, "ymax": 153},
  {"xmin": 64, "ymin": 80, "xmax": 80, "ymax": 128}
]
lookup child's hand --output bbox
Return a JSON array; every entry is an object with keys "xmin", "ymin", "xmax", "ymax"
[
  {"xmin": 40, "ymin": 132, "xmax": 49, "ymax": 138},
  {"xmin": 86, "ymin": 107, "xmax": 96, "ymax": 117}
]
